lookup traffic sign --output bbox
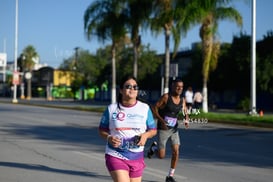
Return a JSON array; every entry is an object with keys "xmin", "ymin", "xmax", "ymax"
[{"xmin": 12, "ymin": 71, "xmax": 20, "ymax": 85}]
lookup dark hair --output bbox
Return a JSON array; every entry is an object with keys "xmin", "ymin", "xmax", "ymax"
[
  {"xmin": 172, "ymin": 78, "xmax": 183, "ymax": 84},
  {"xmin": 117, "ymin": 75, "xmax": 138, "ymax": 109},
  {"xmin": 119, "ymin": 75, "xmax": 137, "ymax": 89}
]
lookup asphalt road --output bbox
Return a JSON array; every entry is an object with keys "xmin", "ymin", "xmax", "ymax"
[{"xmin": 0, "ymin": 103, "xmax": 273, "ymax": 182}]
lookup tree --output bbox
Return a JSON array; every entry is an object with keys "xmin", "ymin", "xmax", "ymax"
[
  {"xmin": 18, "ymin": 45, "xmax": 39, "ymax": 100},
  {"xmin": 126, "ymin": 0, "xmax": 153, "ymax": 78},
  {"xmin": 150, "ymin": 0, "xmax": 175, "ymax": 93},
  {"xmin": 18, "ymin": 45, "xmax": 38, "ymax": 72},
  {"xmin": 150, "ymin": 0, "xmax": 199, "ymax": 93},
  {"xmin": 256, "ymin": 30, "xmax": 273, "ymax": 93},
  {"xmin": 196, "ymin": 0, "xmax": 242, "ymax": 112},
  {"xmin": 59, "ymin": 49, "xmax": 107, "ymax": 88},
  {"xmin": 117, "ymin": 44, "xmax": 161, "ymax": 82},
  {"xmin": 84, "ymin": 0, "xmax": 128, "ymax": 104}
]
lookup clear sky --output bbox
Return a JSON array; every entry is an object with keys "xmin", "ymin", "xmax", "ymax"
[{"xmin": 0, "ymin": 0, "xmax": 272, "ymax": 68}]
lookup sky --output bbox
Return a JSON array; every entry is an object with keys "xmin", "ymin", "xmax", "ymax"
[{"xmin": 0, "ymin": 0, "xmax": 272, "ymax": 68}]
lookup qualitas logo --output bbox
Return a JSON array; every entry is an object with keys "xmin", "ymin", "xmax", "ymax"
[{"xmin": 113, "ymin": 111, "xmax": 126, "ymax": 121}]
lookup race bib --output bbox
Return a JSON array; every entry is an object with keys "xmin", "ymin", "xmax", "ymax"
[
  {"xmin": 164, "ymin": 116, "xmax": 177, "ymax": 127},
  {"xmin": 118, "ymin": 137, "xmax": 140, "ymax": 150}
]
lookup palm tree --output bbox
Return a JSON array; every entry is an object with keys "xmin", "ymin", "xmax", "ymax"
[
  {"xmin": 84, "ymin": 0, "xmax": 128, "ymax": 104},
  {"xmin": 20, "ymin": 45, "xmax": 39, "ymax": 100},
  {"xmin": 150, "ymin": 0, "xmax": 199, "ymax": 93},
  {"xmin": 127, "ymin": 0, "xmax": 153, "ymax": 78},
  {"xmin": 150, "ymin": 0, "xmax": 173, "ymax": 94},
  {"xmin": 20, "ymin": 45, "xmax": 38, "ymax": 72},
  {"xmin": 196, "ymin": 0, "xmax": 242, "ymax": 112}
]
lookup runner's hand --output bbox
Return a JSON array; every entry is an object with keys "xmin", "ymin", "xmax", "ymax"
[
  {"xmin": 108, "ymin": 136, "xmax": 122, "ymax": 148},
  {"xmin": 162, "ymin": 122, "xmax": 169, "ymax": 130},
  {"xmin": 183, "ymin": 119, "xmax": 189, "ymax": 129}
]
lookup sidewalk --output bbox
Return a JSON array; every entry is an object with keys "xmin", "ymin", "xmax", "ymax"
[{"xmin": 0, "ymin": 97, "xmax": 109, "ymax": 111}]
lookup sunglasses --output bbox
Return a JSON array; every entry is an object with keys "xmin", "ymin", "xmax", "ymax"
[{"xmin": 124, "ymin": 84, "xmax": 139, "ymax": 90}]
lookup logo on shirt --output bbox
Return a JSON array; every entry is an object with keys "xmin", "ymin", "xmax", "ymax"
[{"xmin": 113, "ymin": 111, "xmax": 126, "ymax": 121}]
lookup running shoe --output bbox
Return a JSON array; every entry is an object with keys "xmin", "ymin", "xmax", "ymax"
[
  {"xmin": 147, "ymin": 141, "xmax": 157, "ymax": 158},
  {"xmin": 165, "ymin": 176, "xmax": 177, "ymax": 182}
]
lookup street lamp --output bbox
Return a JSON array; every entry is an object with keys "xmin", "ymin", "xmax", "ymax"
[
  {"xmin": 12, "ymin": 0, "xmax": 19, "ymax": 103},
  {"xmin": 250, "ymin": 0, "xmax": 257, "ymax": 115},
  {"xmin": 25, "ymin": 71, "xmax": 32, "ymax": 100},
  {"xmin": 20, "ymin": 55, "xmax": 25, "ymax": 99}
]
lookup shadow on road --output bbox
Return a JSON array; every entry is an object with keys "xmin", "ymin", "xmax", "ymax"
[
  {"xmin": 180, "ymin": 126, "xmax": 273, "ymax": 168},
  {"xmin": 5, "ymin": 123, "xmax": 105, "ymax": 150},
  {"xmin": 0, "ymin": 161, "xmax": 111, "ymax": 180}
]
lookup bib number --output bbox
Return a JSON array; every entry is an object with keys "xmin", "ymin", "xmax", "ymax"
[
  {"xmin": 118, "ymin": 137, "xmax": 140, "ymax": 150},
  {"xmin": 164, "ymin": 116, "xmax": 177, "ymax": 127}
]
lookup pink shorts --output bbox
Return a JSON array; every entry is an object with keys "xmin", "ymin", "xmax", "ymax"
[{"xmin": 105, "ymin": 154, "xmax": 145, "ymax": 178}]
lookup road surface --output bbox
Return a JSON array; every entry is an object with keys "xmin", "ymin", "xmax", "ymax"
[{"xmin": 0, "ymin": 103, "xmax": 272, "ymax": 182}]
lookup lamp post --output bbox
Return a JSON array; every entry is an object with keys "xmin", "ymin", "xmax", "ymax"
[
  {"xmin": 25, "ymin": 72, "xmax": 32, "ymax": 100},
  {"xmin": 20, "ymin": 73, "xmax": 25, "ymax": 99},
  {"xmin": 20, "ymin": 55, "xmax": 25, "ymax": 99},
  {"xmin": 250, "ymin": 0, "xmax": 257, "ymax": 115},
  {"xmin": 12, "ymin": 0, "xmax": 19, "ymax": 103}
]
